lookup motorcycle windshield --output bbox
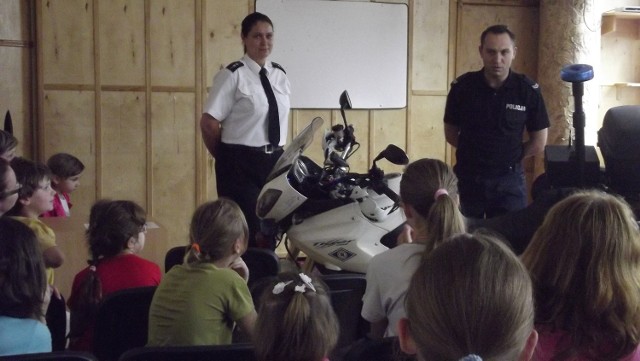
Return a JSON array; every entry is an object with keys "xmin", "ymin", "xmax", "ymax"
[{"xmin": 266, "ymin": 116, "xmax": 325, "ymax": 182}]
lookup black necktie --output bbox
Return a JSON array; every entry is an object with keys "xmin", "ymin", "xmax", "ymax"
[{"xmin": 259, "ymin": 67, "xmax": 280, "ymax": 146}]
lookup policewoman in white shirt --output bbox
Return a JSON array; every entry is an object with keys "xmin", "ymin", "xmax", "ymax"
[{"xmin": 200, "ymin": 12, "xmax": 290, "ymax": 249}]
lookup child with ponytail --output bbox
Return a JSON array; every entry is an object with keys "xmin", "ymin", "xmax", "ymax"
[
  {"xmin": 67, "ymin": 199, "xmax": 161, "ymax": 351},
  {"xmin": 147, "ymin": 198, "xmax": 256, "ymax": 346},
  {"xmin": 254, "ymin": 272, "xmax": 340, "ymax": 361},
  {"xmin": 362, "ymin": 158, "xmax": 466, "ymax": 338}
]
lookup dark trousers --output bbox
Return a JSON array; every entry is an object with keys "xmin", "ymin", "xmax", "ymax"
[
  {"xmin": 457, "ymin": 165, "xmax": 527, "ymax": 219},
  {"xmin": 215, "ymin": 143, "xmax": 282, "ymax": 248}
]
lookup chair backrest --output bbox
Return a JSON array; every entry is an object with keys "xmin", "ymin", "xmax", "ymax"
[
  {"xmin": 118, "ymin": 343, "xmax": 256, "ymax": 361},
  {"xmin": 321, "ymin": 273, "xmax": 369, "ymax": 350},
  {"xmin": 45, "ymin": 293, "xmax": 67, "ymax": 351},
  {"xmin": 243, "ymin": 247, "xmax": 280, "ymax": 289},
  {"xmin": 0, "ymin": 351, "xmax": 98, "ymax": 361},
  {"xmin": 342, "ymin": 336, "xmax": 414, "ymax": 361},
  {"xmin": 165, "ymin": 246, "xmax": 279, "ymax": 289},
  {"xmin": 164, "ymin": 246, "xmax": 187, "ymax": 273},
  {"xmin": 93, "ymin": 286, "xmax": 157, "ymax": 361}
]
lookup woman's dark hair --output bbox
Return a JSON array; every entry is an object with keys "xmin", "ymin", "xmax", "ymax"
[
  {"xmin": 241, "ymin": 12, "xmax": 273, "ymax": 37},
  {"xmin": 0, "ymin": 217, "xmax": 47, "ymax": 320},
  {"xmin": 68, "ymin": 199, "xmax": 146, "ymax": 337},
  {"xmin": 47, "ymin": 152, "xmax": 85, "ymax": 179},
  {"xmin": 0, "ymin": 159, "xmax": 11, "ymax": 196},
  {"xmin": 0, "ymin": 130, "xmax": 18, "ymax": 155}
]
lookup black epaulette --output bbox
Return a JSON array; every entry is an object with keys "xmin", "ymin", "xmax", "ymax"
[
  {"xmin": 451, "ymin": 72, "xmax": 473, "ymax": 86},
  {"xmin": 517, "ymin": 73, "xmax": 540, "ymax": 90},
  {"xmin": 271, "ymin": 62, "xmax": 286, "ymax": 74},
  {"xmin": 226, "ymin": 61, "xmax": 244, "ymax": 72}
]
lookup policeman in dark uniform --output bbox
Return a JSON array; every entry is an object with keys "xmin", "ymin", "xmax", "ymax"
[
  {"xmin": 444, "ymin": 24, "xmax": 549, "ymax": 218},
  {"xmin": 200, "ymin": 12, "xmax": 290, "ymax": 248}
]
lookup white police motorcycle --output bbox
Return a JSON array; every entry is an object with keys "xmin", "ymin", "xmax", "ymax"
[{"xmin": 256, "ymin": 91, "xmax": 408, "ymax": 273}]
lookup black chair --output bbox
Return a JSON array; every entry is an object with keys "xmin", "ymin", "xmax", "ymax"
[
  {"xmin": 93, "ymin": 286, "xmax": 157, "ymax": 361},
  {"xmin": 164, "ymin": 246, "xmax": 279, "ymax": 290},
  {"xmin": 45, "ymin": 293, "xmax": 67, "ymax": 351},
  {"xmin": 118, "ymin": 343, "xmax": 256, "ymax": 361},
  {"xmin": 342, "ymin": 336, "xmax": 415, "ymax": 361},
  {"xmin": 321, "ymin": 273, "xmax": 369, "ymax": 351},
  {"xmin": 164, "ymin": 245, "xmax": 187, "ymax": 272},
  {"xmin": 0, "ymin": 351, "xmax": 98, "ymax": 361}
]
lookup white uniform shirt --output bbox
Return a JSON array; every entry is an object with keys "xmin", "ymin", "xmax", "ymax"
[{"xmin": 203, "ymin": 55, "xmax": 291, "ymax": 147}]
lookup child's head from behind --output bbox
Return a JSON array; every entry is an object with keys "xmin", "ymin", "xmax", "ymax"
[
  {"xmin": 7, "ymin": 157, "xmax": 54, "ymax": 217},
  {"xmin": 0, "ymin": 130, "xmax": 18, "ymax": 162},
  {"xmin": 0, "ymin": 217, "xmax": 47, "ymax": 320},
  {"xmin": 46, "ymin": 153, "xmax": 85, "ymax": 194},
  {"xmin": 87, "ymin": 199, "xmax": 147, "ymax": 261},
  {"xmin": 521, "ymin": 190, "xmax": 640, "ymax": 359},
  {"xmin": 254, "ymin": 272, "xmax": 339, "ymax": 361},
  {"xmin": 400, "ymin": 233, "xmax": 537, "ymax": 361},
  {"xmin": 400, "ymin": 158, "xmax": 465, "ymax": 252},
  {"xmin": 186, "ymin": 198, "xmax": 249, "ymax": 263}
]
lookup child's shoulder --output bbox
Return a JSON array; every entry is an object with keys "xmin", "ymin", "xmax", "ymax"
[{"xmin": 10, "ymin": 216, "xmax": 56, "ymax": 245}]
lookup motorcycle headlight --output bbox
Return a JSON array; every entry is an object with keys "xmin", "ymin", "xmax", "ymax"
[{"xmin": 256, "ymin": 189, "xmax": 283, "ymax": 218}]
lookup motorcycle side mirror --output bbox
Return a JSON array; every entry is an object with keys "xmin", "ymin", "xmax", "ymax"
[
  {"xmin": 374, "ymin": 144, "xmax": 409, "ymax": 166},
  {"xmin": 339, "ymin": 90, "xmax": 352, "ymax": 128}
]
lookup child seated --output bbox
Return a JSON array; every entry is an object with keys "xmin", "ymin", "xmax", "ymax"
[
  {"xmin": 147, "ymin": 198, "xmax": 256, "ymax": 346},
  {"xmin": 398, "ymin": 233, "xmax": 538, "ymax": 361},
  {"xmin": 0, "ymin": 217, "xmax": 52, "ymax": 356},
  {"xmin": 254, "ymin": 272, "xmax": 340, "ymax": 361},
  {"xmin": 7, "ymin": 157, "xmax": 64, "ymax": 285},
  {"xmin": 42, "ymin": 153, "xmax": 85, "ymax": 217},
  {"xmin": 522, "ymin": 190, "xmax": 640, "ymax": 361},
  {"xmin": 67, "ymin": 199, "xmax": 161, "ymax": 351}
]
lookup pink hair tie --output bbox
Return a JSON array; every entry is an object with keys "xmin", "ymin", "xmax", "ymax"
[{"xmin": 434, "ymin": 188, "xmax": 449, "ymax": 200}]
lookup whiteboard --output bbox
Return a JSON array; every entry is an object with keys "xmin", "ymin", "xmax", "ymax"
[{"xmin": 256, "ymin": 0, "xmax": 408, "ymax": 109}]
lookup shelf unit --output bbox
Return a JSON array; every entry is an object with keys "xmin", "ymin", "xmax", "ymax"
[{"xmin": 600, "ymin": 10, "xmax": 640, "ymax": 104}]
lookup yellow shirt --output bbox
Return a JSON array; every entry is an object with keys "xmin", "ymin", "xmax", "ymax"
[{"xmin": 11, "ymin": 216, "xmax": 57, "ymax": 285}]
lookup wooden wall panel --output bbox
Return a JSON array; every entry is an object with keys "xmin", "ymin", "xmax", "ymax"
[
  {"xmin": 41, "ymin": 0, "xmax": 94, "ymax": 85},
  {"xmin": 98, "ymin": 0, "xmax": 145, "ymax": 87},
  {"xmin": 456, "ymin": 3, "xmax": 539, "ymax": 78},
  {"xmin": 372, "ymin": 109, "xmax": 407, "ymax": 174},
  {"xmin": 408, "ymin": 95, "xmax": 447, "ymax": 160},
  {"xmin": 151, "ymin": 92, "xmax": 197, "ymax": 247},
  {"xmin": 412, "ymin": 0, "xmax": 450, "ymax": 92},
  {"xmin": 203, "ymin": 0, "xmax": 248, "ymax": 81},
  {"xmin": 150, "ymin": 0, "xmax": 196, "ymax": 87},
  {"xmin": 0, "ymin": 47, "xmax": 32, "ymax": 157},
  {"xmin": 100, "ymin": 91, "xmax": 147, "ymax": 204},
  {"xmin": 42, "ymin": 90, "xmax": 96, "ymax": 217}
]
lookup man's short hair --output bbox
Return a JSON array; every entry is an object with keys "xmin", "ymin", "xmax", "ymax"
[{"xmin": 480, "ymin": 24, "xmax": 516, "ymax": 47}]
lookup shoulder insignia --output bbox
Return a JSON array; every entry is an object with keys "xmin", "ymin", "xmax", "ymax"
[
  {"xmin": 451, "ymin": 72, "xmax": 473, "ymax": 86},
  {"xmin": 520, "ymin": 74, "xmax": 540, "ymax": 89},
  {"xmin": 226, "ymin": 61, "xmax": 244, "ymax": 72},
  {"xmin": 271, "ymin": 62, "xmax": 286, "ymax": 74}
]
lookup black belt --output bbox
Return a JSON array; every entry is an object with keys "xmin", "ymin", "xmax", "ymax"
[{"xmin": 221, "ymin": 143, "xmax": 283, "ymax": 154}]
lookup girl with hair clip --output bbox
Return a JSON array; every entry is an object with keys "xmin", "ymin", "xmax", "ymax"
[
  {"xmin": 254, "ymin": 272, "xmax": 340, "ymax": 361},
  {"xmin": 0, "ymin": 217, "xmax": 52, "ymax": 355},
  {"xmin": 362, "ymin": 158, "xmax": 466, "ymax": 338},
  {"xmin": 0, "ymin": 159, "xmax": 20, "ymax": 216},
  {"xmin": 398, "ymin": 233, "xmax": 538, "ymax": 361},
  {"xmin": 521, "ymin": 190, "xmax": 640, "ymax": 361},
  {"xmin": 67, "ymin": 199, "xmax": 161, "ymax": 351},
  {"xmin": 147, "ymin": 198, "xmax": 256, "ymax": 346}
]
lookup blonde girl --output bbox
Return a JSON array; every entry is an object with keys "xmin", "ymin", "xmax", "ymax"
[
  {"xmin": 362, "ymin": 158, "xmax": 466, "ymax": 338},
  {"xmin": 254, "ymin": 272, "xmax": 339, "ymax": 361},
  {"xmin": 147, "ymin": 198, "xmax": 256, "ymax": 346},
  {"xmin": 521, "ymin": 190, "xmax": 640, "ymax": 361},
  {"xmin": 399, "ymin": 233, "xmax": 538, "ymax": 361}
]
